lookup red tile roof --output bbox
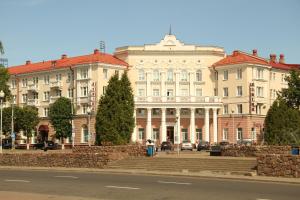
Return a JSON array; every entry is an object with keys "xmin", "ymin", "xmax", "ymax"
[
  {"xmin": 213, "ymin": 50, "xmax": 300, "ymax": 71},
  {"xmin": 8, "ymin": 49, "xmax": 128, "ymax": 75}
]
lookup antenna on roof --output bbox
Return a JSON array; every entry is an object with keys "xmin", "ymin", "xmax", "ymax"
[
  {"xmin": 169, "ymin": 24, "xmax": 172, "ymax": 35},
  {"xmin": 99, "ymin": 41, "xmax": 105, "ymax": 53}
]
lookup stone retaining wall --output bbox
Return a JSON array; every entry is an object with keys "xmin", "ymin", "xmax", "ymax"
[
  {"xmin": 257, "ymin": 154, "xmax": 300, "ymax": 178},
  {"xmin": 221, "ymin": 145, "xmax": 291, "ymax": 157},
  {"xmin": 0, "ymin": 153, "xmax": 108, "ymax": 168}
]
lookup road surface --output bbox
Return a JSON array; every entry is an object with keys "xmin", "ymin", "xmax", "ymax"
[{"xmin": 0, "ymin": 169, "xmax": 299, "ymax": 200}]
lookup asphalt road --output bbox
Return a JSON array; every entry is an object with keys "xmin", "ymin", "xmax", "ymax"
[{"xmin": 0, "ymin": 169, "xmax": 299, "ymax": 200}]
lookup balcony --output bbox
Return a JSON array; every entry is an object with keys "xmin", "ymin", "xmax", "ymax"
[
  {"xmin": 134, "ymin": 96, "xmax": 222, "ymax": 103},
  {"xmin": 27, "ymin": 99, "xmax": 39, "ymax": 106},
  {"xmin": 27, "ymin": 82, "xmax": 38, "ymax": 92},
  {"xmin": 50, "ymin": 96, "xmax": 60, "ymax": 104},
  {"xmin": 77, "ymin": 96, "xmax": 90, "ymax": 105},
  {"xmin": 50, "ymin": 81, "xmax": 62, "ymax": 89}
]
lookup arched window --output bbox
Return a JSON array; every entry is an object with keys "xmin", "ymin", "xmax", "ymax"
[
  {"xmin": 181, "ymin": 70, "xmax": 188, "ymax": 81},
  {"xmin": 81, "ymin": 125, "xmax": 88, "ymax": 143},
  {"xmin": 167, "ymin": 69, "xmax": 173, "ymax": 81},
  {"xmin": 138, "ymin": 69, "xmax": 145, "ymax": 81},
  {"xmin": 153, "ymin": 70, "xmax": 160, "ymax": 81},
  {"xmin": 196, "ymin": 70, "xmax": 202, "ymax": 82}
]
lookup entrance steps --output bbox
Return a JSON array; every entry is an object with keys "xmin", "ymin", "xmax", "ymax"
[{"xmin": 106, "ymin": 156, "xmax": 257, "ymax": 174}]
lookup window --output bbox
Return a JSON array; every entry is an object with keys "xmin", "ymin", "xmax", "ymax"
[
  {"xmin": 167, "ymin": 89, "xmax": 173, "ymax": 97},
  {"xmin": 223, "ymin": 104, "xmax": 228, "ymax": 114},
  {"xmin": 44, "ymin": 108, "xmax": 49, "ymax": 117},
  {"xmin": 181, "ymin": 128, "xmax": 188, "ymax": 141},
  {"xmin": 256, "ymin": 86, "xmax": 264, "ymax": 97},
  {"xmin": 152, "ymin": 108, "xmax": 160, "ymax": 116},
  {"xmin": 223, "ymin": 128, "xmax": 228, "ymax": 140},
  {"xmin": 68, "ymin": 89, "xmax": 73, "ymax": 98},
  {"xmin": 214, "ymin": 88, "xmax": 218, "ymax": 96},
  {"xmin": 237, "ymin": 128, "xmax": 243, "ymax": 140},
  {"xmin": 44, "ymin": 75, "xmax": 49, "ymax": 84},
  {"xmin": 22, "ymin": 79, "xmax": 28, "ymax": 87},
  {"xmin": 196, "ymin": 128, "xmax": 202, "ymax": 141},
  {"xmin": 81, "ymin": 86, "xmax": 88, "ymax": 97},
  {"xmin": 67, "ymin": 73, "xmax": 72, "ymax": 82},
  {"xmin": 237, "ymin": 86, "xmax": 242, "ymax": 96},
  {"xmin": 152, "ymin": 128, "xmax": 160, "ymax": 141},
  {"xmin": 196, "ymin": 88, "xmax": 202, "ymax": 97},
  {"xmin": 138, "ymin": 109, "xmax": 146, "ymax": 115},
  {"xmin": 223, "ymin": 87, "xmax": 228, "ymax": 97},
  {"xmin": 272, "ymin": 73, "xmax": 276, "ymax": 80},
  {"xmin": 33, "ymin": 77, "xmax": 38, "ymax": 85},
  {"xmin": 82, "ymin": 125, "xmax": 89, "ymax": 143},
  {"xmin": 237, "ymin": 104, "xmax": 243, "ymax": 114},
  {"xmin": 115, "ymin": 70, "xmax": 119, "ymax": 76},
  {"xmin": 138, "ymin": 128, "xmax": 145, "ymax": 140},
  {"xmin": 256, "ymin": 68, "xmax": 264, "ymax": 79},
  {"xmin": 103, "ymin": 86, "xmax": 107, "ymax": 95},
  {"xmin": 82, "ymin": 104, "xmax": 88, "ymax": 114},
  {"xmin": 103, "ymin": 69, "xmax": 108, "ymax": 79},
  {"xmin": 215, "ymin": 71, "xmax": 218, "ymax": 80},
  {"xmin": 167, "ymin": 69, "xmax": 173, "ymax": 81},
  {"xmin": 44, "ymin": 92, "xmax": 50, "ymax": 101},
  {"xmin": 153, "ymin": 89, "xmax": 159, "ymax": 96},
  {"xmin": 22, "ymin": 94, "xmax": 27, "ymax": 103},
  {"xmin": 33, "ymin": 92, "xmax": 38, "ymax": 100},
  {"xmin": 196, "ymin": 70, "xmax": 202, "ymax": 82},
  {"xmin": 138, "ymin": 89, "xmax": 145, "ymax": 97},
  {"xmin": 138, "ymin": 69, "xmax": 145, "ymax": 81},
  {"xmin": 12, "ymin": 95, "xmax": 16, "ymax": 104},
  {"xmin": 181, "ymin": 88, "xmax": 188, "ymax": 96},
  {"xmin": 223, "ymin": 70, "xmax": 228, "ymax": 80},
  {"xmin": 251, "ymin": 127, "xmax": 256, "ymax": 140},
  {"xmin": 153, "ymin": 70, "xmax": 160, "ymax": 81},
  {"xmin": 181, "ymin": 70, "xmax": 188, "ymax": 81},
  {"xmin": 237, "ymin": 68, "xmax": 242, "ymax": 79},
  {"xmin": 55, "ymin": 90, "xmax": 62, "ymax": 97},
  {"xmin": 56, "ymin": 74, "xmax": 62, "ymax": 81},
  {"xmin": 80, "ymin": 69, "xmax": 88, "ymax": 79},
  {"xmin": 11, "ymin": 80, "xmax": 16, "ymax": 89}
]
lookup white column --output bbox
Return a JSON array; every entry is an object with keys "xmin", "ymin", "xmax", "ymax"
[
  {"xmin": 146, "ymin": 108, "xmax": 152, "ymax": 140},
  {"xmin": 161, "ymin": 71, "xmax": 166, "ymax": 102},
  {"xmin": 213, "ymin": 108, "xmax": 218, "ymax": 143},
  {"xmin": 161, "ymin": 108, "xmax": 166, "ymax": 142},
  {"xmin": 205, "ymin": 108, "xmax": 210, "ymax": 143},
  {"xmin": 190, "ymin": 108, "xmax": 195, "ymax": 144},
  {"xmin": 176, "ymin": 108, "xmax": 181, "ymax": 144},
  {"xmin": 131, "ymin": 108, "xmax": 137, "ymax": 142}
]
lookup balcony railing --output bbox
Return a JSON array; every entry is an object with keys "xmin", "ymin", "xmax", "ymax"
[
  {"xmin": 27, "ymin": 99, "xmax": 39, "ymax": 106},
  {"xmin": 77, "ymin": 96, "xmax": 89, "ymax": 104},
  {"xmin": 27, "ymin": 84, "xmax": 39, "ymax": 92},
  {"xmin": 50, "ymin": 81, "xmax": 62, "ymax": 89},
  {"xmin": 134, "ymin": 96, "xmax": 222, "ymax": 103}
]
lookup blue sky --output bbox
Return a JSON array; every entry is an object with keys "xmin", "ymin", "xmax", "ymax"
[{"xmin": 1, "ymin": 0, "xmax": 300, "ymax": 66}]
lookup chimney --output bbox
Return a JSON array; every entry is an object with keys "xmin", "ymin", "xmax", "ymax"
[
  {"xmin": 61, "ymin": 54, "xmax": 67, "ymax": 59},
  {"xmin": 252, "ymin": 49, "xmax": 258, "ymax": 56},
  {"xmin": 26, "ymin": 60, "xmax": 31, "ymax": 65},
  {"xmin": 279, "ymin": 54, "xmax": 285, "ymax": 63},
  {"xmin": 94, "ymin": 49, "xmax": 100, "ymax": 54},
  {"xmin": 269, "ymin": 54, "xmax": 277, "ymax": 63},
  {"xmin": 232, "ymin": 50, "xmax": 239, "ymax": 56}
]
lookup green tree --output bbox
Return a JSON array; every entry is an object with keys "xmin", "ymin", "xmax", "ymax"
[
  {"xmin": 279, "ymin": 69, "xmax": 300, "ymax": 109},
  {"xmin": 0, "ymin": 64, "xmax": 11, "ymax": 102},
  {"xmin": 19, "ymin": 106, "xmax": 39, "ymax": 144},
  {"xmin": 264, "ymin": 99, "xmax": 300, "ymax": 145},
  {"xmin": 49, "ymin": 97, "xmax": 72, "ymax": 147},
  {"xmin": 119, "ymin": 71, "xmax": 135, "ymax": 143},
  {"xmin": 2, "ymin": 106, "xmax": 23, "ymax": 134}
]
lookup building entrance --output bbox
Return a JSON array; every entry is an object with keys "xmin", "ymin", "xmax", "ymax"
[{"xmin": 167, "ymin": 126, "xmax": 174, "ymax": 144}]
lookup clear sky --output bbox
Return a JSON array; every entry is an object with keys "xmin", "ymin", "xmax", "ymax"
[{"xmin": 1, "ymin": 0, "xmax": 300, "ymax": 66}]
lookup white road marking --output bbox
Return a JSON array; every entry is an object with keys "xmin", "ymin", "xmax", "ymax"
[
  {"xmin": 105, "ymin": 185, "xmax": 140, "ymax": 190},
  {"xmin": 54, "ymin": 176, "xmax": 79, "ymax": 179},
  {"xmin": 256, "ymin": 199, "xmax": 272, "ymax": 200},
  {"xmin": 4, "ymin": 179, "xmax": 30, "ymax": 183},
  {"xmin": 157, "ymin": 180, "xmax": 192, "ymax": 185}
]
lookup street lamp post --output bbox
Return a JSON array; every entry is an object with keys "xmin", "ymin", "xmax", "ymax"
[
  {"xmin": 87, "ymin": 107, "xmax": 91, "ymax": 147},
  {"xmin": 175, "ymin": 114, "xmax": 179, "ymax": 156},
  {"xmin": 0, "ymin": 90, "xmax": 5, "ymax": 154}
]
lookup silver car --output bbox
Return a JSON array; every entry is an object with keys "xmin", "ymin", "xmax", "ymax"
[{"xmin": 181, "ymin": 140, "xmax": 193, "ymax": 151}]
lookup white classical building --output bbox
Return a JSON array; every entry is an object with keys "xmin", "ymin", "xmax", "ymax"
[{"xmin": 115, "ymin": 34, "xmax": 225, "ymax": 145}]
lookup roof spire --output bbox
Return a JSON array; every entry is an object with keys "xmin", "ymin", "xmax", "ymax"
[{"xmin": 169, "ymin": 24, "xmax": 172, "ymax": 35}]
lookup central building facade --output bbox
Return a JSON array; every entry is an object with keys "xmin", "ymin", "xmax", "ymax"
[{"xmin": 115, "ymin": 34, "xmax": 225, "ymax": 145}]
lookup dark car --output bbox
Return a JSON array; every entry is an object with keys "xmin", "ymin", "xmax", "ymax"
[
  {"xmin": 33, "ymin": 141, "xmax": 57, "ymax": 150},
  {"xmin": 197, "ymin": 141, "xmax": 210, "ymax": 151},
  {"xmin": 161, "ymin": 141, "xmax": 173, "ymax": 151},
  {"xmin": 2, "ymin": 139, "xmax": 12, "ymax": 149}
]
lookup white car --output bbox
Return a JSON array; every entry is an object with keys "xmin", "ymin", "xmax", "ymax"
[{"xmin": 181, "ymin": 140, "xmax": 193, "ymax": 151}]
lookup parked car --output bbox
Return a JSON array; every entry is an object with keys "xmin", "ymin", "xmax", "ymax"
[
  {"xmin": 210, "ymin": 145, "xmax": 222, "ymax": 156},
  {"xmin": 181, "ymin": 140, "xmax": 193, "ymax": 151},
  {"xmin": 2, "ymin": 139, "xmax": 12, "ymax": 149},
  {"xmin": 219, "ymin": 141, "xmax": 230, "ymax": 147},
  {"xmin": 197, "ymin": 141, "xmax": 210, "ymax": 151},
  {"xmin": 161, "ymin": 141, "xmax": 173, "ymax": 151},
  {"xmin": 237, "ymin": 139, "xmax": 252, "ymax": 146},
  {"xmin": 33, "ymin": 141, "xmax": 57, "ymax": 150}
]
